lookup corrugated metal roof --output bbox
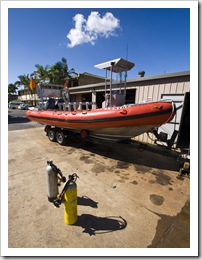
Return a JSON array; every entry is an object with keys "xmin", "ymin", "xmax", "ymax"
[
  {"xmin": 78, "ymin": 72, "xmax": 105, "ymax": 79},
  {"xmin": 128, "ymin": 70, "xmax": 190, "ymax": 83},
  {"xmin": 94, "ymin": 58, "xmax": 135, "ymax": 73}
]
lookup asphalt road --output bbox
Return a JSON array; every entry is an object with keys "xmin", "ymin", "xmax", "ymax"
[{"xmin": 8, "ymin": 108, "xmax": 43, "ymax": 131}]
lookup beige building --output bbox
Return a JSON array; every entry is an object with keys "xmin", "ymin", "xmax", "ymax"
[{"xmin": 69, "ymin": 70, "xmax": 189, "ymax": 104}]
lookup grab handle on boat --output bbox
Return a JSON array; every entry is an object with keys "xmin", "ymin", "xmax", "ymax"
[
  {"xmin": 120, "ymin": 109, "xmax": 127, "ymax": 115},
  {"xmin": 154, "ymin": 105, "xmax": 163, "ymax": 110}
]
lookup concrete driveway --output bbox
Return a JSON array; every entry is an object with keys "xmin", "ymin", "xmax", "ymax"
[{"xmin": 6, "ymin": 126, "xmax": 190, "ymax": 255}]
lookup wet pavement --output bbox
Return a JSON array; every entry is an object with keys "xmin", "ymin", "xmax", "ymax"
[{"xmin": 5, "ymin": 125, "xmax": 191, "ymax": 256}]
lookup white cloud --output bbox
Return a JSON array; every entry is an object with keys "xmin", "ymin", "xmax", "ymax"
[{"xmin": 67, "ymin": 11, "xmax": 120, "ymax": 48}]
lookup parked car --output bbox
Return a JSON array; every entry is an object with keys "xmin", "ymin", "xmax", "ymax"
[
  {"xmin": 19, "ymin": 104, "xmax": 29, "ymax": 110},
  {"xmin": 28, "ymin": 106, "xmax": 37, "ymax": 110},
  {"xmin": 9, "ymin": 101, "xmax": 24, "ymax": 109}
]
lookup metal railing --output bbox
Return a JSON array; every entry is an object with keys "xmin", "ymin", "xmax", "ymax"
[{"xmin": 58, "ymin": 102, "xmax": 97, "ymax": 112}]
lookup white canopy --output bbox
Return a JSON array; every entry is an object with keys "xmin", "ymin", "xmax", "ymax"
[{"xmin": 94, "ymin": 58, "xmax": 135, "ymax": 73}]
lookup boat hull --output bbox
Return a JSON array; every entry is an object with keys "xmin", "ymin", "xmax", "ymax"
[
  {"xmin": 72, "ymin": 125, "xmax": 157, "ymax": 141},
  {"xmin": 26, "ymin": 101, "xmax": 175, "ymax": 140}
]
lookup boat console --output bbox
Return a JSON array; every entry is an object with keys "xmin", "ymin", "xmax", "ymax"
[{"xmin": 95, "ymin": 58, "xmax": 135, "ymax": 108}]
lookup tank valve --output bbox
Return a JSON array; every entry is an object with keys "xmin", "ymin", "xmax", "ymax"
[{"xmin": 53, "ymin": 173, "xmax": 78, "ymax": 208}]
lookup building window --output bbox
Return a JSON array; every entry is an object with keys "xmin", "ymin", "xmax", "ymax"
[{"xmin": 126, "ymin": 89, "xmax": 136, "ymax": 104}]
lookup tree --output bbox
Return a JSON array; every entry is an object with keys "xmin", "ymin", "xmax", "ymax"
[
  {"xmin": 16, "ymin": 74, "xmax": 31, "ymax": 89},
  {"xmin": 15, "ymin": 57, "xmax": 78, "ymax": 90},
  {"xmin": 8, "ymin": 83, "xmax": 18, "ymax": 94},
  {"xmin": 49, "ymin": 57, "xmax": 74, "ymax": 84},
  {"xmin": 33, "ymin": 64, "xmax": 50, "ymax": 84}
]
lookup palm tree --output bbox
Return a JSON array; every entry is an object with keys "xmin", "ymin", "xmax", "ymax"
[
  {"xmin": 8, "ymin": 83, "xmax": 18, "ymax": 94},
  {"xmin": 49, "ymin": 57, "xmax": 71, "ymax": 84},
  {"xmin": 16, "ymin": 74, "xmax": 31, "ymax": 89},
  {"xmin": 15, "ymin": 57, "xmax": 78, "ymax": 89},
  {"xmin": 34, "ymin": 64, "xmax": 50, "ymax": 84}
]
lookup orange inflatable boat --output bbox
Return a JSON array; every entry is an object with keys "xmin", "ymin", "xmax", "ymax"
[{"xmin": 26, "ymin": 100, "xmax": 175, "ymax": 143}]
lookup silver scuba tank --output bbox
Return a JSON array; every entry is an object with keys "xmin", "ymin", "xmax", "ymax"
[{"xmin": 46, "ymin": 160, "xmax": 59, "ymax": 202}]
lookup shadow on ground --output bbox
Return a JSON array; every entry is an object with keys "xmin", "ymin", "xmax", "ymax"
[
  {"xmin": 76, "ymin": 196, "xmax": 126, "ymax": 236},
  {"xmin": 8, "ymin": 115, "xmax": 30, "ymax": 124},
  {"xmin": 147, "ymin": 199, "xmax": 190, "ymax": 248},
  {"xmin": 75, "ymin": 214, "xmax": 127, "ymax": 236},
  {"xmin": 78, "ymin": 196, "xmax": 98, "ymax": 208},
  {"xmin": 63, "ymin": 136, "xmax": 181, "ymax": 172}
]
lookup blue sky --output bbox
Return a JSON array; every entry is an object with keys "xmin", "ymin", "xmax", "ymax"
[{"xmin": 8, "ymin": 6, "xmax": 190, "ymax": 85}]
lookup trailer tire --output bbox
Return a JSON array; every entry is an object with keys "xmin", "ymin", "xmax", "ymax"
[
  {"xmin": 56, "ymin": 130, "xmax": 66, "ymax": 145},
  {"xmin": 48, "ymin": 128, "xmax": 56, "ymax": 142}
]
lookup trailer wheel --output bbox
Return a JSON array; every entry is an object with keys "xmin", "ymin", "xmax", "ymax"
[
  {"xmin": 48, "ymin": 128, "xmax": 56, "ymax": 142},
  {"xmin": 56, "ymin": 131, "xmax": 66, "ymax": 145}
]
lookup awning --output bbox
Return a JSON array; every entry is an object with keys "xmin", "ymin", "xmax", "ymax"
[{"xmin": 94, "ymin": 58, "xmax": 135, "ymax": 73}]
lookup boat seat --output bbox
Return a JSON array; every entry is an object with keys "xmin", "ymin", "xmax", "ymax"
[
  {"xmin": 55, "ymin": 98, "xmax": 65, "ymax": 110},
  {"xmin": 44, "ymin": 98, "xmax": 56, "ymax": 110}
]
